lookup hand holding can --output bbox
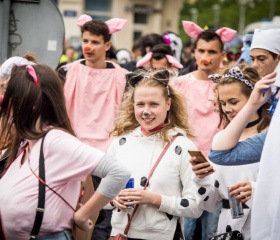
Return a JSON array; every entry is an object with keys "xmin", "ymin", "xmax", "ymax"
[{"xmin": 228, "ymin": 188, "xmax": 244, "ymax": 219}]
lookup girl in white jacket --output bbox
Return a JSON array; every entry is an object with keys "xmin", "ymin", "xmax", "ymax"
[{"xmin": 108, "ymin": 69, "xmax": 202, "ymax": 240}]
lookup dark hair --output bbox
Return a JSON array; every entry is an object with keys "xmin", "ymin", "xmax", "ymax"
[
  {"xmin": 215, "ymin": 64, "xmax": 271, "ymax": 131},
  {"xmin": 195, "ymin": 31, "xmax": 224, "ymax": 52},
  {"xmin": 81, "ymin": 19, "xmax": 111, "ymax": 42},
  {"xmin": 150, "ymin": 44, "xmax": 173, "ymax": 61},
  {"xmin": 139, "ymin": 33, "xmax": 166, "ymax": 56},
  {"xmin": 269, "ymin": 51, "xmax": 278, "ymax": 60},
  {"xmin": 0, "ymin": 64, "xmax": 75, "ymax": 168}
]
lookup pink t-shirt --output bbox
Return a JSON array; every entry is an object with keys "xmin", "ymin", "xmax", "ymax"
[
  {"xmin": 64, "ymin": 60, "xmax": 127, "ymax": 151},
  {"xmin": 170, "ymin": 71, "xmax": 220, "ymax": 156},
  {"xmin": 0, "ymin": 129, "xmax": 105, "ymax": 240}
]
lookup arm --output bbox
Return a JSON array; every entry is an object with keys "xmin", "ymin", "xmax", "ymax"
[
  {"xmin": 118, "ymin": 138, "xmax": 203, "ymax": 218},
  {"xmin": 191, "ymin": 172, "xmax": 223, "ymax": 212},
  {"xmin": 157, "ymin": 139, "xmax": 203, "ymax": 218},
  {"xmin": 212, "ymin": 72, "xmax": 276, "ymax": 151},
  {"xmin": 208, "ymin": 130, "xmax": 267, "ymax": 165},
  {"xmin": 74, "ymin": 154, "xmax": 131, "ymax": 230},
  {"xmin": 189, "ymin": 156, "xmax": 222, "ymax": 212}
]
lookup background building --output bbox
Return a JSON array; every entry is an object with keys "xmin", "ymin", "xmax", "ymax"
[{"xmin": 58, "ymin": 0, "xmax": 184, "ymax": 51}]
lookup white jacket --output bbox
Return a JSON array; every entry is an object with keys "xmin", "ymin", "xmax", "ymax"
[{"xmin": 108, "ymin": 127, "xmax": 202, "ymax": 240}]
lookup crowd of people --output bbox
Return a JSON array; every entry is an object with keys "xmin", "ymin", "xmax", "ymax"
[{"xmin": 0, "ymin": 12, "xmax": 279, "ymax": 240}]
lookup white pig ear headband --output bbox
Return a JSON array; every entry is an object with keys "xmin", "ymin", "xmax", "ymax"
[
  {"xmin": 182, "ymin": 21, "xmax": 237, "ymax": 43},
  {"xmin": 76, "ymin": 14, "xmax": 127, "ymax": 34},
  {"xmin": 136, "ymin": 52, "xmax": 183, "ymax": 69}
]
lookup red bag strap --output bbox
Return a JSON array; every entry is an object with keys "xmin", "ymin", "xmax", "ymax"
[{"xmin": 123, "ymin": 135, "xmax": 178, "ymax": 235}]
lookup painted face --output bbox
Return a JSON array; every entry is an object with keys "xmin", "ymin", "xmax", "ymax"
[
  {"xmin": 82, "ymin": 31, "xmax": 111, "ymax": 67},
  {"xmin": 218, "ymin": 82, "xmax": 249, "ymax": 121},
  {"xmin": 250, "ymin": 49, "xmax": 279, "ymax": 77},
  {"xmin": 150, "ymin": 58, "xmax": 170, "ymax": 71},
  {"xmin": 194, "ymin": 39, "xmax": 224, "ymax": 73},
  {"xmin": 134, "ymin": 86, "xmax": 171, "ymax": 130}
]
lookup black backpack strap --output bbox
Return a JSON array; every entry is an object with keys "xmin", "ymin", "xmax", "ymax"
[{"xmin": 30, "ymin": 135, "xmax": 47, "ymax": 239}]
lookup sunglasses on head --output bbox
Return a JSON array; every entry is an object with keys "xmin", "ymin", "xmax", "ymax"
[
  {"xmin": 126, "ymin": 69, "xmax": 171, "ymax": 88},
  {"xmin": 126, "ymin": 69, "xmax": 172, "ymax": 96}
]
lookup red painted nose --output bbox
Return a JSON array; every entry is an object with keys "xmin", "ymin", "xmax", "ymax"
[
  {"xmin": 84, "ymin": 46, "xmax": 93, "ymax": 53},
  {"xmin": 201, "ymin": 59, "xmax": 210, "ymax": 65}
]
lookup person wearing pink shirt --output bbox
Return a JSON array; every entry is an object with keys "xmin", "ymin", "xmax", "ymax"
[
  {"xmin": 0, "ymin": 64, "xmax": 130, "ymax": 240},
  {"xmin": 59, "ymin": 14, "xmax": 128, "ymax": 152},
  {"xmin": 170, "ymin": 21, "xmax": 237, "ymax": 240},
  {"xmin": 57, "ymin": 14, "xmax": 129, "ymax": 240}
]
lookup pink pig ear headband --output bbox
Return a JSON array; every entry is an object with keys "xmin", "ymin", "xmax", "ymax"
[
  {"xmin": 76, "ymin": 14, "xmax": 127, "ymax": 34},
  {"xmin": 182, "ymin": 21, "xmax": 237, "ymax": 43},
  {"xmin": 136, "ymin": 52, "xmax": 183, "ymax": 69}
]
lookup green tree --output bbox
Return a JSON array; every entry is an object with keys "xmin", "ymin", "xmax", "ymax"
[{"xmin": 179, "ymin": 0, "xmax": 280, "ymax": 44}]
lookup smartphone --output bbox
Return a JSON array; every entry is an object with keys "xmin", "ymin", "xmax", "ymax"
[{"xmin": 188, "ymin": 150, "xmax": 208, "ymax": 163}]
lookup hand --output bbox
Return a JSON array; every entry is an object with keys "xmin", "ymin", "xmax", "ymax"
[
  {"xmin": 74, "ymin": 208, "xmax": 94, "ymax": 231},
  {"xmin": 189, "ymin": 157, "xmax": 215, "ymax": 179},
  {"xmin": 118, "ymin": 188, "xmax": 161, "ymax": 208},
  {"xmin": 247, "ymin": 72, "xmax": 276, "ymax": 108},
  {"xmin": 229, "ymin": 181, "xmax": 252, "ymax": 203},
  {"xmin": 111, "ymin": 194, "xmax": 129, "ymax": 212}
]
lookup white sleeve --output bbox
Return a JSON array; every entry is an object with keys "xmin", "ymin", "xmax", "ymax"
[
  {"xmin": 192, "ymin": 172, "xmax": 223, "ymax": 212},
  {"xmin": 158, "ymin": 137, "xmax": 203, "ymax": 218}
]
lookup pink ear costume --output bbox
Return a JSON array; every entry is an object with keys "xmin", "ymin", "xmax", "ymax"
[
  {"xmin": 136, "ymin": 52, "xmax": 183, "ymax": 69},
  {"xmin": 76, "ymin": 14, "xmax": 128, "ymax": 34},
  {"xmin": 64, "ymin": 15, "xmax": 128, "ymax": 152},
  {"xmin": 182, "ymin": 21, "xmax": 237, "ymax": 42},
  {"xmin": 168, "ymin": 21, "xmax": 237, "ymax": 156}
]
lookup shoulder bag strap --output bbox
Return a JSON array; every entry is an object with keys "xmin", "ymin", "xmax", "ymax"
[
  {"xmin": 30, "ymin": 135, "xmax": 46, "ymax": 239},
  {"xmin": 240, "ymin": 209, "xmax": 251, "ymax": 234},
  {"xmin": 123, "ymin": 135, "xmax": 178, "ymax": 235}
]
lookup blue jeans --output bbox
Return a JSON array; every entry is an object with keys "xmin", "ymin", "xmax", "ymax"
[
  {"xmin": 184, "ymin": 208, "xmax": 221, "ymax": 240},
  {"xmin": 33, "ymin": 230, "xmax": 72, "ymax": 240}
]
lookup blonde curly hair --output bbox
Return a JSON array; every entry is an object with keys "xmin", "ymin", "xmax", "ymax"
[{"xmin": 110, "ymin": 69, "xmax": 194, "ymax": 142}]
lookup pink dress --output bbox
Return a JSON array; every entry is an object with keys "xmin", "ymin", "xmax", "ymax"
[
  {"xmin": 170, "ymin": 71, "xmax": 221, "ymax": 156},
  {"xmin": 64, "ymin": 60, "xmax": 127, "ymax": 151},
  {"xmin": 0, "ymin": 129, "xmax": 105, "ymax": 240}
]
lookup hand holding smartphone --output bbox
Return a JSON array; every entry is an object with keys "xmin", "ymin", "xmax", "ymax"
[
  {"xmin": 188, "ymin": 150, "xmax": 214, "ymax": 178},
  {"xmin": 188, "ymin": 150, "xmax": 208, "ymax": 163}
]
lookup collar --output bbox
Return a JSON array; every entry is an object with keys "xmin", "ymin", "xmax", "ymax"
[{"xmin": 141, "ymin": 123, "xmax": 166, "ymax": 136}]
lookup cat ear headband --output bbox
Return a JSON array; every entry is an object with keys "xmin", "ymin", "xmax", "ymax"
[
  {"xmin": 182, "ymin": 21, "xmax": 237, "ymax": 43},
  {"xmin": 76, "ymin": 14, "xmax": 127, "ymax": 34},
  {"xmin": 126, "ymin": 70, "xmax": 172, "ymax": 96},
  {"xmin": 136, "ymin": 52, "xmax": 183, "ymax": 69},
  {"xmin": 208, "ymin": 66, "xmax": 254, "ymax": 89}
]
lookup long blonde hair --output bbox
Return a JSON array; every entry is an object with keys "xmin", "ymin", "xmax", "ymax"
[{"xmin": 110, "ymin": 69, "xmax": 193, "ymax": 142}]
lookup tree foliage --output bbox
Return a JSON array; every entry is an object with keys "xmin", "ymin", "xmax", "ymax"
[{"xmin": 179, "ymin": 0, "xmax": 280, "ymax": 43}]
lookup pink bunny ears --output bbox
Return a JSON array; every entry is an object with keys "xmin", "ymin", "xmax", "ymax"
[
  {"xmin": 136, "ymin": 52, "xmax": 183, "ymax": 69},
  {"xmin": 182, "ymin": 21, "xmax": 237, "ymax": 43},
  {"xmin": 76, "ymin": 14, "xmax": 127, "ymax": 34}
]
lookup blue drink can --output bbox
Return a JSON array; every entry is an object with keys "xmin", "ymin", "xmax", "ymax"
[{"xmin": 125, "ymin": 178, "xmax": 134, "ymax": 209}]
